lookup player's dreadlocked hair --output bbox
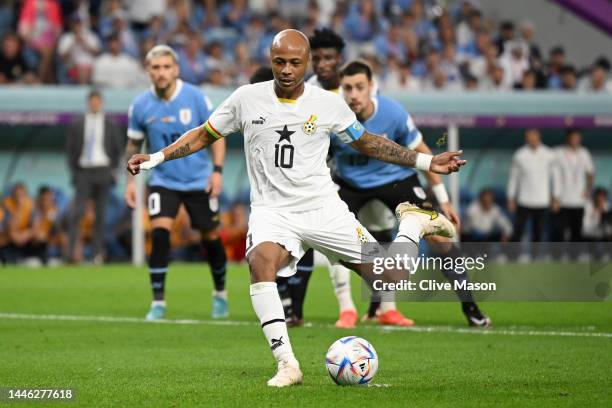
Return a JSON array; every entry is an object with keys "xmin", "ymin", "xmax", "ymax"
[{"xmin": 308, "ymin": 28, "xmax": 345, "ymax": 52}]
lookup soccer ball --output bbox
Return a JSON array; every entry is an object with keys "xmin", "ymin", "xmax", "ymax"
[{"xmin": 325, "ymin": 336, "xmax": 378, "ymax": 385}]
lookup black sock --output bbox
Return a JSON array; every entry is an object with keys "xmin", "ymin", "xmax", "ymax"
[
  {"xmin": 149, "ymin": 228, "xmax": 170, "ymax": 301},
  {"xmin": 461, "ymin": 301, "xmax": 483, "ymax": 317},
  {"xmin": 435, "ymin": 244, "xmax": 476, "ymax": 305},
  {"xmin": 289, "ymin": 249, "xmax": 314, "ymax": 319},
  {"xmin": 202, "ymin": 238, "xmax": 227, "ymax": 292},
  {"xmin": 367, "ymin": 300, "xmax": 381, "ymax": 318}
]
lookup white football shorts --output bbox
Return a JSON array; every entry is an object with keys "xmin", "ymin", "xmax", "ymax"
[{"xmin": 246, "ymin": 195, "xmax": 377, "ymax": 277}]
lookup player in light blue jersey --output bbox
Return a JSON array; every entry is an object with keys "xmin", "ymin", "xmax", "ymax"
[
  {"xmin": 329, "ymin": 92, "xmax": 421, "ymax": 189},
  {"xmin": 330, "ymin": 60, "xmax": 490, "ymax": 328},
  {"xmin": 124, "ymin": 45, "xmax": 229, "ymax": 321}
]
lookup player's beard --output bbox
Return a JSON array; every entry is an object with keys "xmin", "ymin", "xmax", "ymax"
[
  {"xmin": 352, "ymin": 104, "xmax": 366, "ymax": 122},
  {"xmin": 355, "ymin": 99, "xmax": 375, "ymax": 122},
  {"xmin": 154, "ymin": 78, "xmax": 174, "ymax": 98},
  {"xmin": 319, "ymin": 75, "xmax": 340, "ymax": 91}
]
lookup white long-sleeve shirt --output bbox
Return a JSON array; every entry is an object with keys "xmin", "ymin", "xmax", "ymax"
[
  {"xmin": 79, "ymin": 112, "xmax": 110, "ymax": 168},
  {"xmin": 464, "ymin": 201, "xmax": 513, "ymax": 237},
  {"xmin": 507, "ymin": 144, "xmax": 559, "ymax": 208},
  {"xmin": 554, "ymin": 146, "xmax": 594, "ymax": 208}
]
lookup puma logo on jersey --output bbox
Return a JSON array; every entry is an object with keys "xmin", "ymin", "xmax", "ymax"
[{"xmin": 252, "ymin": 116, "xmax": 266, "ymax": 124}]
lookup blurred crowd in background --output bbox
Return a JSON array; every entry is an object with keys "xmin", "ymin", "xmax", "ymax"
[{"xmin": 1, "ymin": 0, "xmax": 611, "ymax": 92}]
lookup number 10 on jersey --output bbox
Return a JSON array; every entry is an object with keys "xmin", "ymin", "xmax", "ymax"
[{"xmin": 274, "ymin": 144, "xmax": 294, "ymax": 168}]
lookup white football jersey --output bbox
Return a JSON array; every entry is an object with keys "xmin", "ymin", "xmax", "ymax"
[
  {"xmin": 204, "ymin": 81, "xmax": 365, "ymax": 211},
  {"xmin": 306, "ymin": 74, "xmax": 323, "ymax": 88}
]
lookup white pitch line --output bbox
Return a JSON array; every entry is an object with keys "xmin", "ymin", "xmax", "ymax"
[{"xmin": 0, "ymin": 312, "xmax": 611, "ymax": 339}]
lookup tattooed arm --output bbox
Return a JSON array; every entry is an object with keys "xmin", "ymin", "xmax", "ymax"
[
  {"xmin": 124, "ymin": 138, "xmax": 144, "ymax": 168},
  {"xmin": 350, "ymin": 131, "xmax": 419, "ymax": 166},
  {"xmin": 164, "ymin": 124, "xmax": 216, "ymax": 160},
  {"xmin": 349, "ymin": 131, "xmax": 466, "ymax": 175},
  {"xmin": 123, "ymin": 138, "xmax": 144, "ymax": 208},
  {"xmin": 206, "ymin": 134, "xmax": 226, "ymax": 198},
  {"xmin": 126, "ymin": 125, "xmax": 220, "ymax": 175}
]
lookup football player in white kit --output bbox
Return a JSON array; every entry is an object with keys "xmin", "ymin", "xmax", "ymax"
[{"xmin": 127, "ymin": 30, "xmax": 466, "ymax": 387}]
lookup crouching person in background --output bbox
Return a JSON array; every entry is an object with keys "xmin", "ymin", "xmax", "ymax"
[
  {"xmin": 31, "ymin": 186, "xmax": 61, "ymax": 265},
  {"xmin": 0, "ymin": 205, "xmax": 8, "ymax": 264},
  {"xmin": 462, "ymin": 188, "xmax": 513, "ymax": 259},
  {"xmin": 219, "ymin": 199, "xmax": 249, "ymax": 262},
  {"xmin": 463, "ymin": 188, "xmax": 513, "ymax": 242},
  {"xmin": 60, "ymin": 198, "xmax": 97, "ymax": 264},
  {"xmin": 583, "ymin": 187, "xmax": 612, "ymax": 260},
  {"xmin": 3, "ymin": 183, "xmax": 34, "ymax": 264}
]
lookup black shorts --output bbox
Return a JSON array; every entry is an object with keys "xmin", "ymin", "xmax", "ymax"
[
  {"xmin": 147, "ymin": 186, "xmax": 220, "ymax": 231},
  {"xmin": 335, "ymin": 174, "xmax": 429, "ymax": 216}
]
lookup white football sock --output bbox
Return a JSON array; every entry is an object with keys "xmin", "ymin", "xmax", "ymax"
[
  {"xmin": 380, "ymin": 301, "xmax": 397, "ymax": 312},
  {"xmin": 395, "ymin": 217, "xmax": 423, "ymax": 244},
  {"xmin": 250, "ymin": 282, "xmax": 295, "ymax": 362},
  {"xmin": 213, "ymin": 289, "xmax": 227, "ymax": 300},
  {"xmin": 152, "ymin": 300, "xmax": 166, "ymax": 307},
  {"xmin": 329, "ymin": 264, "xmax": 356, "ymax": 312},
  {"xmin": 388, "ymin": 219, "xmax": 421, "ymax": 301}
]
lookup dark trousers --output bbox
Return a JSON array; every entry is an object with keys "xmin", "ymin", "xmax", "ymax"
[
  {"xmin": 68, "ymin": 168, "xmax": 112, "ymax": 259},
  {"xmin": 557, "ymin": 207, "xmax": 584, "ymax": 242},
  {"xmin": 552, "ymin": 207, "xmax": 585, "ymax": 259},
  {"xmin": 511, "ymin": 206, "xmax": 547, "ymax": 242}
]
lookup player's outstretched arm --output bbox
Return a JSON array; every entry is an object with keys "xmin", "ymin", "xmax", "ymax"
[
  {"xmin": 413, "ymin": 140, "xmax": 460, "ymax": 227},
  {"xmin": 123, "ymin": 138, "xmax": 144, "ymax": 208},
  {"xmin": 206, "ymin": 136, "xmax": 226, "ymax": 198},
  {"xmin": 124, "ymin": 138, "xmax": 144, "ymax": 160},
  {"xmin": 126, "ymin": 125, "xmax": 218, "ymax": 175},
  {"xmin": 349, "ymin": 131, "xmax": 466, "ymax": 175}
]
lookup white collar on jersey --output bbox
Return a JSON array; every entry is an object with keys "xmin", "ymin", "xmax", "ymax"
[
  {"xmin": 269, "ymin": 80, "xmax": 311, "ymax": 106},
  {"xmin": 371, "ymin": 95, "xmax": 379, "ymax": 118},
  {"xmin": 362, "ymin": 95, "xmax": 379, "ymax": 123},
  {"xmin": 149, "ymin": 79, "xmax": 183, "ymax": 102}
]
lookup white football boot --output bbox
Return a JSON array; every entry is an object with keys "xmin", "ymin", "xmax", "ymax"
[
  {"xmin": 395, "ymin": 202, "xmax": 456, "ymax": 238},
  {"xmin": 267, "ymin": 357, "xmax": 303, "ymax": 387}
]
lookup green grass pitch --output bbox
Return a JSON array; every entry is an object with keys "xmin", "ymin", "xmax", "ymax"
[{"xmin": 1, "ymin": 264, "xmax": 610, "ymax": 407}]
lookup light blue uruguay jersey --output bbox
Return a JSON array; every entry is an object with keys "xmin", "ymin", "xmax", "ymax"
[
  {"xmin": 330, "ymin": 94, "xmax": 423, "ymax": 189},
  {"xmin": 128, "ymin": 79, "xmax": 214, "ymax": 191}
]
